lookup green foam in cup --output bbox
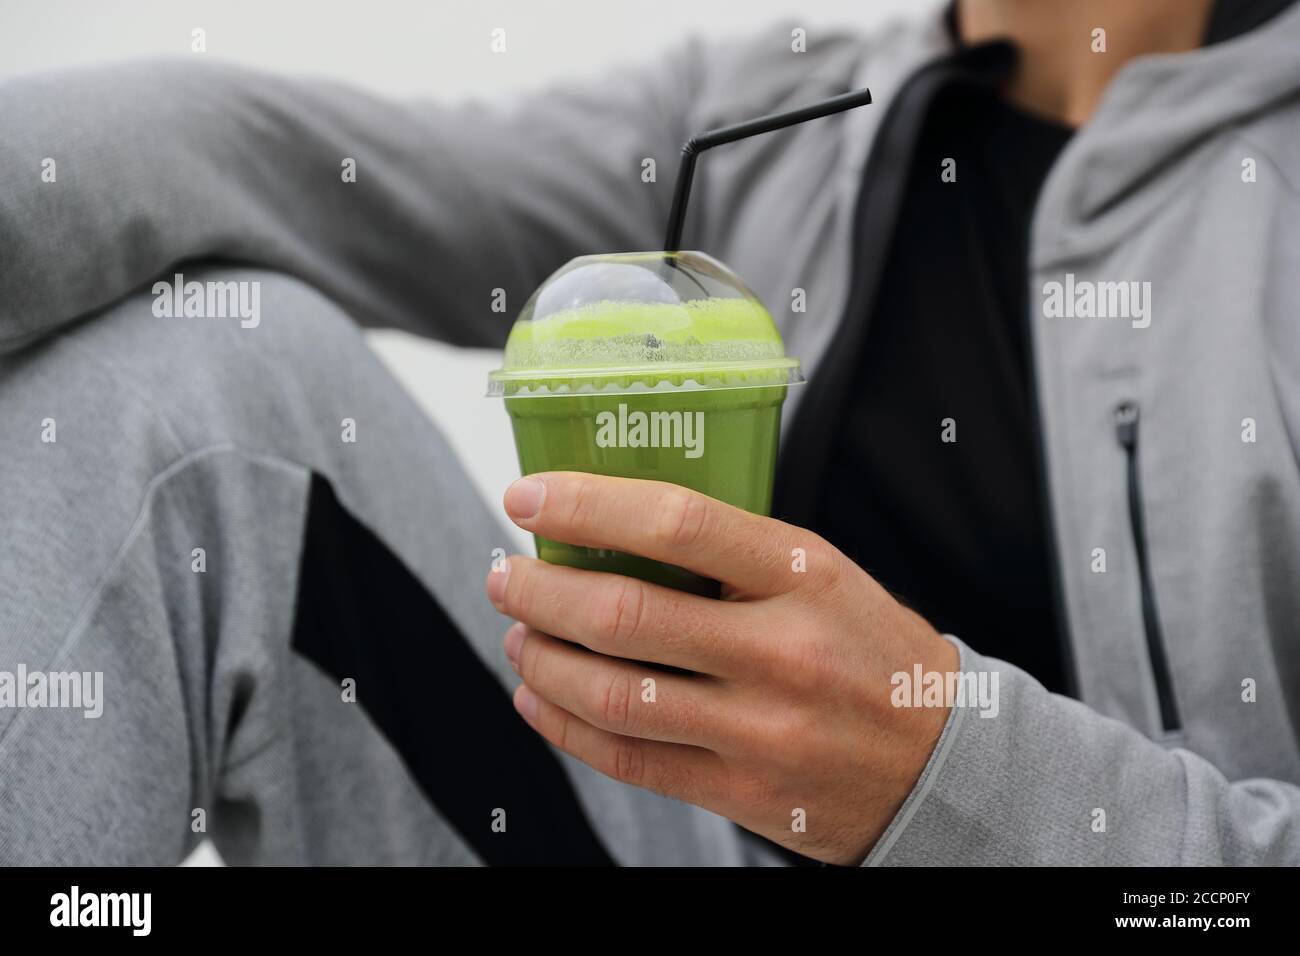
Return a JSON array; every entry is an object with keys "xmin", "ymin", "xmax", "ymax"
[{"xmin": 488, "ymin": 251, "xmax": 804, "ymax": 596}]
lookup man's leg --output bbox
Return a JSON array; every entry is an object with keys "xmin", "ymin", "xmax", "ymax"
[{"xmin": 0, "ymin": 267, "xmax": 765, "ymax": 865}]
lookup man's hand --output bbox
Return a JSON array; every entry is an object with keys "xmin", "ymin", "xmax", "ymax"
[{"xmin": 484, "ymin": 472, "xmax": 958, "ymax": 865}]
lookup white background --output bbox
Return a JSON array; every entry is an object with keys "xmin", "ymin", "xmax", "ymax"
[{"xmin": 0, "ymin": 0, "xmax": 928, "ymax": 865}]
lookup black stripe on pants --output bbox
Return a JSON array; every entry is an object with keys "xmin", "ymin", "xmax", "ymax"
[{"xmin": 291, "ymin": 473, "xmax": 615, "ymax": 866}]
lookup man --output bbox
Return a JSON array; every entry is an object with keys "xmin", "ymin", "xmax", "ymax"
[{"xmin": 1, "ymin": 0, "xmax": 1297, "ymax": 865}]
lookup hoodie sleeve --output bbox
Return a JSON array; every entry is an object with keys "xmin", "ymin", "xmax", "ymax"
[
  {"xmin": 866, "ymin": 638, "xmax": 1300, "ymax": 865},
  {"xmin": 0, "ymin": 53, "xmax": 701, "ymax": 353}
]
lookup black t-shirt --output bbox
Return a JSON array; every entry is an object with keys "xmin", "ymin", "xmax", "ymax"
[
  {"xmin": 812, "ymin": 83, "xmax": 1074, "ymax": 691},
  {"xmin": 803, "ymin": 1, "xmax": 1295, "ymax": 692}
]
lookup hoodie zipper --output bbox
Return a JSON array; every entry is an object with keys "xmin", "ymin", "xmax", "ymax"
[{"xmin": 1113, "ymin": 401, "xmax": 1181, "ymax": 732}]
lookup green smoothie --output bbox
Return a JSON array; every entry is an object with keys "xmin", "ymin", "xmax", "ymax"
[{"xmin": 489, "ymin": 253, "xmax": 802, "ymax": 596}]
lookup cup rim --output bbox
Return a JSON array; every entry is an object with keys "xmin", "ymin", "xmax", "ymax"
[{"xmin": 486, "ymin": 357, "xmax": 804, "ymax": 398}]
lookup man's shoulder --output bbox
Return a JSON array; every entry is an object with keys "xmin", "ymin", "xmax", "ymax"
[{"xmin": 687, "ymin": 16, "xmax": 926, "ymax": 127}]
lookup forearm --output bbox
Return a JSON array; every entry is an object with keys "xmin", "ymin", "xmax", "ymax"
[{"xmin": 0, "ymin": 53, "xmax": 695, "ymax": 352}]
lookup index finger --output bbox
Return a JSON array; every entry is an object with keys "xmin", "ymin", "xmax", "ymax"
[{"xmin": 503, "ymin": 472, "xmax": 813, "ymax": 596}]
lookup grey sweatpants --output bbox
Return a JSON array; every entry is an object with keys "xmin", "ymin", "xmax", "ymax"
[{"xmin": 0, "ymin": 267, "xmax": 771, "ymax": 866}]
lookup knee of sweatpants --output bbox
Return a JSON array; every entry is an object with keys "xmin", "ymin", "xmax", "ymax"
[
  {"xmin": 0, "ymin": 266, "xmax": 446, "ymax": 638},
  {"xmin": 69, "ymin": 266, "xmax": 381, "ymax": 451},
  {"xmin": 55, "ymin": 265, "xmax": 457, "ymax": 485}
]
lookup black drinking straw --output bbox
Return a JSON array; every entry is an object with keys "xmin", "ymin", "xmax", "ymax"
[{"xmin": 662, "ymin": 87, "xmax": 873, "ymax": 253}]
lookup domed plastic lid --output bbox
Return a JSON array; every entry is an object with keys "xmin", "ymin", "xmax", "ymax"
[{"xmin": 487, "ymin": 251, "xmax": 803, "ymax": 397}]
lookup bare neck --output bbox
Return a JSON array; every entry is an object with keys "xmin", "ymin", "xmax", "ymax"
[{"xmin": 956, "ymin": 0, "xmax": 1214, "ymax": 126}]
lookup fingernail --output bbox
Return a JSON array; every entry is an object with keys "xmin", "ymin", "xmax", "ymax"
[
  {"xmin": 505, "ymin": 476, "xmax": 546, "ymax": 521},
  {"xmin": 504, "ymin": 622, "xmax": 525, "ymax": 669},
  {"xmin": 486, "ymin": 561, "xmax": 510, "ymax": 609},
  {"xmin": 515, "ymin": 685, "xmax": 539, "ymax": 723}
]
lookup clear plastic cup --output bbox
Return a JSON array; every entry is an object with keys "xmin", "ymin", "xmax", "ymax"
[{"xmin": 488, "ymin": 250, "xmax": 803, "ymax": 596}]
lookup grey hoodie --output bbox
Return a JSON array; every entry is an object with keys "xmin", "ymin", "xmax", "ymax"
[{"xmin": 1, "ymin": 4, "xmax": 1298, "ymax": 864}]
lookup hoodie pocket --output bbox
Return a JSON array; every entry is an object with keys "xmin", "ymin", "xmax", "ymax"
[{"xmin": 1114, "ymin": 401, "xmax": 1182, "ymax": 733}]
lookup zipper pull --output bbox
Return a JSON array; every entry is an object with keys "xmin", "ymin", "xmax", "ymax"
[{"xmin": 1114, "ymin": 401, "xmax": 1139, "ymax": 450}]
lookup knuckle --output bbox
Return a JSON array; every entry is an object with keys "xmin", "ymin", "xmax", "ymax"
[
  {"xmin": 553, "ymin": 708, "xmax": 574, "ymax": 755},
  {"xmin": 563, "ymin": 474, "xmax": 595, "ymax": 529},
  {"xmin": 598, "ymin": 575, "xmax": 647, "ymax": 645},
  {"xmin": 595, "ymin": 668, "xmax": 634, "ymax": 732},
  {"xmin": 727, "ymin": 765, "xmax": 777, "ymax": 810},
  {"xmin": 504, "ymin": 561, "xmax": 537, "ymax": 619},
  {"xmin": 654, "ymin": 488, "xmax": 709, "ymax": 551},
  {"xmin": 779, "ymin": 708, "xmax": 819, "ymax": 756},
  {"xmin": 797, "ymin": 536, "xmax": 848, "ymax": 595},
  {"xmin": 610, "ymin": 738, "xmax": 647, "ymax": 787},
  {"xmin": 767, "ymin": 633, "xmax": 834, "ymax": 692},
  {"xmin": 758, "ymin": 707, "xmax": 819, "ymax": 775},
  {"xmin": 673, "ymin": 768, "xmax": 708, "ymax": 809},
  {"xmin": 517, "ymin": 633, "xmax": 541, "ymax": 687}
]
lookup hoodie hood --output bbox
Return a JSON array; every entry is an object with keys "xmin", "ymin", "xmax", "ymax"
[{"xmin": 1033, "ymin": 0, "xmax": 1300, "ymax": 268}]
